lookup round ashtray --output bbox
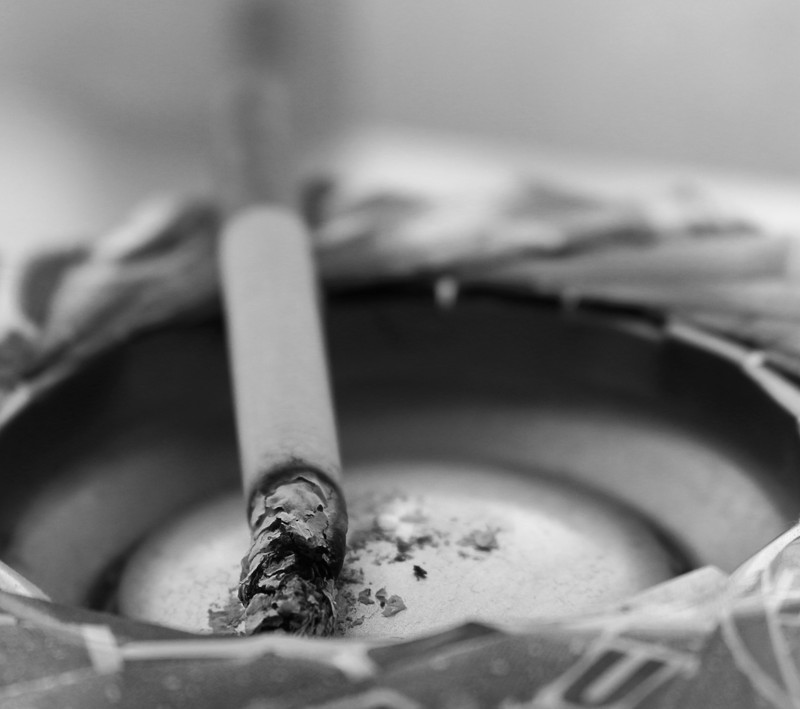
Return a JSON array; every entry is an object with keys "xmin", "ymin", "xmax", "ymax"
[
  {"xmin": 1, "ymin": 284, "xmax": 799, "ymax": 706},
  {"xmin": 117, "ymin": 459, "xmax": 683, "ymax": 638}
]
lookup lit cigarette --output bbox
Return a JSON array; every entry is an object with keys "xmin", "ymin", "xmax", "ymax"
[
  {"xmin": 221, "ymin": 210, "xmax": 347, "ymax": 636},
  {"xmin": 218, "ymin": 0, "xmax": 347, "ymax": 636}
]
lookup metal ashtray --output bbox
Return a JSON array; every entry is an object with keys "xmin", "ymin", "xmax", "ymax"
[
  {"xmin": 2, "ymin": 283, "xmax": 798, "ymax": 621},
  {"xmin": 0, "ymin": 189, "xmax": 799, "ymax": 706}
]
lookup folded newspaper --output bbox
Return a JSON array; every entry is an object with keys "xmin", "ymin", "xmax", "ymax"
[{"xmin": 1, "ymin": 147, "xmax": 799, "ymax": 707}]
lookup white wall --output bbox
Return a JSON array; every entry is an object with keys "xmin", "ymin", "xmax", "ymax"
[
  {"xmin": 0, "ymin": 1, "xmax": 348, "ymax": 239},
  {"xmin": 341, "ymin": 0, "xmax": 800, "ymax": 177},
  {"xmin": 1, "ymin": 1, "xmax": 799, "ymax": 240}
]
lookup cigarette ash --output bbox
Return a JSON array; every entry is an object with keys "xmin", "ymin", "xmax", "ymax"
[
  {"xmin": 346, "ymin": 493, "xmax": 444, "ymax": 561},
  {"xmin": 458, "ymin": 528, "xmax": 500, "ymax": 556},
  {"xmin": 238, "ymin": 475, "xmax": 346, "ymax": 637},
  {"xmin": 208, "ymin": 590, "xmax": 246, "ymax": 635},
  {"xmin": 206, "ymin": 489, "xmax": 506, "ymax": 636},
  {"xmin": 207, "ymin": 474, "xmax": 346, "ymax": 637},
  {"xmin": 378, "ymin": 589, "xmax": 407, "ymax": 617},
  {"xmin": 357, "ymin": 588, "xmax": 375, "ymax": 604},
  {"xmin": 333, "ymin": 491, "xmax": 504, "ymax": 633}
]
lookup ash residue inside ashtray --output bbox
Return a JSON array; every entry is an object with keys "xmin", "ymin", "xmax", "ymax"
[
  {"xmin": 372, "ymin": 587, "xmax": 406, "ymax": 617},
  {"xmin": 345, "ymin": 496, "xmax": 445, "ymax": 566},
  {"xmin": 208, "ymin": 490, "xmax": 506, "ymax": 636},
  {"xmin": 333, "ymin": 490, "xmax": 505, "ymax": 633},
  {"xmin": 208, "ymin": 589, "xmax": 245, "ymax": 635},
  {"xmin": 381, "ymin": 595, "xmax": 406, "ymax": 617},
  {"xmin": 460, "ymin": 528, "xmax": 500, "ymax": 553},
  {"xmin": 333, "ymin": 586, "xmax": 364, "ymax": 634}
]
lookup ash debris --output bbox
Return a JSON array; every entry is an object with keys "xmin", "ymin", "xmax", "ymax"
[{"xmin": 334, "ymin": 492, "xmax": 502, "ymax": 632}]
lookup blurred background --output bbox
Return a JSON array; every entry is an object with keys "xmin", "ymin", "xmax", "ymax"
[{"xmin": 1, "ymin": 0, "xmax": 799, "ymax": 242}]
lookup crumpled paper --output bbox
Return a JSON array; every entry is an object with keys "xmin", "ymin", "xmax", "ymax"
[{"xmin": 0, "ymin": 168, "xmax": 775, "ymax": 425}]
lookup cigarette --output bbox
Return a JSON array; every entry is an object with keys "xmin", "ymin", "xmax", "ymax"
[
  {"xmin": 221, "ymin": 210, "xmax": 347, "ymax": 636},
  {"xmin": 217, "ymin": 0, "xmax": 347, "ymax": 636}
]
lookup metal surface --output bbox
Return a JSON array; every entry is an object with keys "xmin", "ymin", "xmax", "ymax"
[{"xmin": 0, "ymin": 288, "xmax": 799, "ymax": 616}]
